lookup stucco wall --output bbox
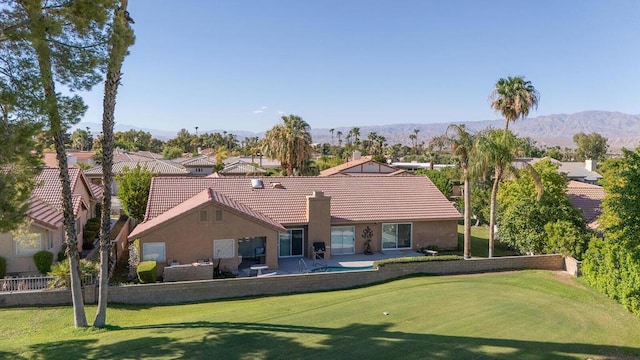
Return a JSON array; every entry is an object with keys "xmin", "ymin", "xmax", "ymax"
[
  {"xmin": 134, "ymin": 204, "xmax": 279, "ymax": 274},
  {"xmin": 0, "ymin": 225, "xmax": 64, "ymax": 275},
  {"xmin": 0, "ymin": 254, "xmax": 566, "ymax": 307}
]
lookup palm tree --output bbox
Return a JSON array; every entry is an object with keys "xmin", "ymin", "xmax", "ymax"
[
  {"xmin": 94, "ymin": 0, "xmax": 135, "ymax": 328},
  {"xmin": 431, "ymin": 125, "xmax": 476, "ymax": 259},
  {"xmin": 262, "ymin": 114, "xmax": 313, "ymax": 176},
  {"xmin": 474, "ymin": 129, "xmax": 542, "ymax": 257},
  {"xmin": 489, "ymin": 76, "xmax": 540, "ymax": 131},
  {"xmin": 351, "ymin": 127, "xmax": 360, "ymax": 148},
  {"xmin": 337, "ymin": 131, "xmax": 343, "ymax": 147},
  {"xmin": 329, "ymin": 128, "xmax": 334, "ymax": 146}
]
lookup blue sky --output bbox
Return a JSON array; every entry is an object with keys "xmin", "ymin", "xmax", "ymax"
[{"xmin": 79, "ymin": 0, "xmax": 640, "ymax": 133}]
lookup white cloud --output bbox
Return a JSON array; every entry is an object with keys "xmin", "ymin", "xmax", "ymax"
[{"xmin": 252, "ymin": 106, "xmax": 268, "ymax": 114}]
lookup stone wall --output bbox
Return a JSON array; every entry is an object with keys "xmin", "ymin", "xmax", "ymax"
[{"xmin": 0, "ymin": 255, "xmax": 565, "ymax": 307}]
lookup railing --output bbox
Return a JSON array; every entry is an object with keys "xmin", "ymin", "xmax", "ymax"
[
  {"xmin": 298, "ymin": 258, "xmax": 311, "ymax": 273},
  {"xmin": 1, "ymin": 274, "xmax": 95, "ymax": 292}
]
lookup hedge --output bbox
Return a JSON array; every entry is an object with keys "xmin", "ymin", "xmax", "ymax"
[
  {"xmin": 375, "ymin": 255, "xmax": 463, "ymax": 267},
  {"xmin": 33, "ymin": 251, "xmax": 54, "ymax": 274},
  {"xmin": 137, "ymin": 261, "xmax": 157, "ymax": 283}
]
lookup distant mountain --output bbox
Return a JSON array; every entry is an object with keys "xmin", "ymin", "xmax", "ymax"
[{"xmin": 78, "ymin": 111, "xmax": 640, "ymax": 151}]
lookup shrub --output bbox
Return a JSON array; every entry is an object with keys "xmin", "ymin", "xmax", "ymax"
[
  {"xmin": 83, "ymin": 230, "xmax": 97, "ymax": 250},
  {"xmin": 0, "ymin": 256, "xmax": 6, "ymax": 278},
  {"xmin": 87, "ymin": 217, "xmax": 100, "ymax": 224},
  {"xmin": 137, "ymin": 261, "xmax": 157, "ymax": 283},
  {"xmin": 33, "ymin": 251, "xmax": 54, "ymax": 274},
  {"xmin": 57, "ymin": 245, "xmax": 67, "ymax": 262},
  {"xmin": 375, "ymin": 255, "xmax": 463, "ymax": 267},
  {"xmin": 48, "ymin": 259, "xmax": 99, "ymax": 288},
  {"xmin": 84, "ymin": 222, "xmax": 100, "ymax": 233}
]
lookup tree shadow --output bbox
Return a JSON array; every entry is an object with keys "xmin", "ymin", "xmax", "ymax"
[{"xmin": 19, "ymin": 321, "xmax": 638, "ymax": 359}]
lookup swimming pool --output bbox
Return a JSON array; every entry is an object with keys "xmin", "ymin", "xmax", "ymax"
[{"xmin": 311, "ymin": 265, "xmax": 374, "ymax": 273}]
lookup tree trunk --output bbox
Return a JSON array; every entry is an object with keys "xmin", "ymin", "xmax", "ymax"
[
  {"xmin": 463, "ymin": 168, "xmax": 471, "ymax": 259},
  {"xmin": 94, "ymin": 0, "xmax": 134, "ymax": 328},
  {"xmin": 488, "ymin": 168, "xmax": 501, "ymax": 258},
  {"xmin": 26, "ymin": 2, "xmax": 87, "ymax": 327}
]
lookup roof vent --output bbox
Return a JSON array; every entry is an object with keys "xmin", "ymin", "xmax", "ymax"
[{"xmin": 251, "ymin": 179, "xmax": 264, "ymax": 189}]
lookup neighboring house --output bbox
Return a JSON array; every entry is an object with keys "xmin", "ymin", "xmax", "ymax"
[
  {"xmin": 174, "ymin": 156, "xmax": 217, "ymax": 176},
  {"xmin": 128, "ymin": 176, "xmax": 461, "ymax": 277},
  {"xmin": 43, "ymin": 150, "xmax": 98, "ymax": 168},
  {"xmin": 516, "ymin": 158, "xmax": 602, "ymax": 184},
  {"xmin": 319, "ymin": 156, "xmax": 408, "ymax": 177},
  {"xmin": 84, "ymin": 160, "xmax": 189, "ymax": 195},
  {"xmin": 566, "ymin": 180, "xmax": 605, "ymax": 229},
  {"xmin": 112, "ymin": 149, "xmax": 163, "ymax": 162},
  {"xmin": 0, "ymin": 167, "xmax": 102, "ymax": 275},
  {"xmin": 216, "ymin": 161, "xmax": 267, "ymax": 176},
  {"xmin": 224, "ymin": 156, "xmax": 281, "ymax": 169}
]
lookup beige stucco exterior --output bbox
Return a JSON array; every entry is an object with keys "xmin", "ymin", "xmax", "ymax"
[
  {"xmin": 133, "ymin": 203, "xmax": 280, "ymax": 276},
  {"xmin": 0, "ymin": 224, "xmax": 65, "ymax": 275}
]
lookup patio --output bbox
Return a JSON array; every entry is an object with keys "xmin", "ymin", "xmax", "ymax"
[{"xmin": 239, "ymin": 250, "xmax": 423, "ymax": 277}]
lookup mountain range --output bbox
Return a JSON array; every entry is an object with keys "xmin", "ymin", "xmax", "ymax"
[{"xmin": 78, "ymin": 110, "xmax": 640, "ymax": 151}]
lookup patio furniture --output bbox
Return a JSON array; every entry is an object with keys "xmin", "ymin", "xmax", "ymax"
[
  {"xmin": 254, "ymin": 247, "xmax": 266, "ymax": 263},
  {"xmin": 313, "ymin": 242, "xmax": 327, "ymax": 266},
  {"xmin": 250, "ymin": 264, "xmax": 268, "ymax": 276}
]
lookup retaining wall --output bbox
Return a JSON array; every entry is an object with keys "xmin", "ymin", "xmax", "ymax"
[{"xmin": 0, "ymin": 254, "xmax": 564, "ymax": 307}]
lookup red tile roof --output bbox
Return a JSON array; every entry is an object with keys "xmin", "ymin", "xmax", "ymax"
[
  {"xmin": 144, "ymin": 176, "xmax": 461, "ymax": 226},
  {"xmin": 27, "ymin": 197, "xmax": 63, "ymax": 229},
  {"xmin": 566, "ymin": 180, "xmax": 605, "ymax": 224},
  {"xmin": 130, "ymin": 188, "xmax": 285, "ymax": 239}
]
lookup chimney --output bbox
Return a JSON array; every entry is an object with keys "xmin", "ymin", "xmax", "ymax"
[
  {"xmin": 66, "ymin": 154, "xmax": 77, "ymax": 166},
  {"xmin": 306, "ymin": 191, "xmax": 331, "ymax": 259},
  {"xmin": 585, "ymin": 159, "xmax": 596, "ymax": 172},
  {"xmin": 352, "ymin": 150, "xmax": 361, "ymax": 161}
]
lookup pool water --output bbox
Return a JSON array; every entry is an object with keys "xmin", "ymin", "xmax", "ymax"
[{"xmin": 311, "ymin": 266, "xmax": 374, "ymax": 273}]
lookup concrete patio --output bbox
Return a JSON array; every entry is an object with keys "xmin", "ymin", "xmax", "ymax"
[{"xmin": 239, "ymin": 250, "xmax": 423, "ymax": 277}]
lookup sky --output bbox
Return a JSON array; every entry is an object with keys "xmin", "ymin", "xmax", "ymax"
[{"xmin": 78, "ymin": 0, "xmax": 640, "ymax": 134}]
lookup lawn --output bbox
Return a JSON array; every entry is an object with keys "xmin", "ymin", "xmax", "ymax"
[
  {"xmin": 1, "ymin": 271, "xmax": 640, "ymax": 359},
  {"xmin": 451, "ymin": 224, "xmax": 518, "ymax": 258}
]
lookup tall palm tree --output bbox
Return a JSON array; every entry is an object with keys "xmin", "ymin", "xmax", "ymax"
[
  {"xmin": 262, "ymin": 114, "xmax": 313, "ymax": 176},
  {"xmin": 489, "ymin": 76, "xmax": 540, "ymax": 132},
  {"xmin": 337, "ymin": 131, "xmax": 343, "ymax": 147},
  {"xmin": 474, "ymin": 129, "xmax": 542, "ymax": 257},
  {"xmin": 94, "ymin": 0, "xmax": 135, "ymax": 328},
  {"xmin": 443, "ymin": 125, "xmax": 475, "ymax": 259},
  {"xmin": 329, "ymin": 128, "xmax": 334, "ymax": 146},
  {"xmin": 351, "ymin": 127, "xmax": 360, "ymax": 147}
]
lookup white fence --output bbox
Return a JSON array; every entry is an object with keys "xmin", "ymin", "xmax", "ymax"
[{"xmin": 1, "ymin": 275, "xmax": 95, "ymax": 292}]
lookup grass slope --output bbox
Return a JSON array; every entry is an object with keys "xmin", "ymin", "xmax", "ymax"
[{"xmin": 1, "ymin": 271, "xmax": 639, "ymax": 359}]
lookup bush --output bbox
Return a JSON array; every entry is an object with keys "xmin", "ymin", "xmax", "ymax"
[
  {"xmin": 84, "ymin": 222, "xmax": 100, "ymax": 233},
  {"xmin": 375, "ymin": 255, "xmax": 463, "ymax": 267},
  {"xmin": 57, "ymin": 245, "xmax": 67, "ymax": 262},
  {"xmin": 33, "ymin": 251, "xmax": 54, "ymax": 274},
  {"xmin": 0, "ymin": 256, "xmax": 6, "ymax": 278},
  {"xmin": 137, "ymin": 261, "xmax": 157, "ymax": 283},
  {"xmin": 87, "ymin": 217, "xmax": 100, "ymax": 224},
  {"xmin": 83, "ymin": 230, "xmax": 97, "ymax": 250},
  {"xmin": 48, "ymin": 259, "xmax": 99, "ymax": 288}
]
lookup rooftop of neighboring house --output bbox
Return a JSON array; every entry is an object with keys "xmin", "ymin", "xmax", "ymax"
[
  {"xmin": 224, "ymin": 156, "xmax": 281, "ymax": 169},
  {"xmin": 217, "ymin": 161, "xmax": 267, "ymax": 175},
  {"xmin": 319, "ymin": 154, "xmax": 407, "ymax": 177},
  {"xmin": 43, "ymin": 151, "xmax": 96, "ymax": 168},
  {"xmin": 28, "ymin": 167, "xmax": 102, "ymax": 228},
  {"xmin": 112, "ymin": 149, "xmax": 163, "ymax": 162},
  {"xmin": 173, "ymin": 155, "xmax": 217, "ymax": 167},
  {"xmin": 141, "ymin": 176, "xmax": 461, "ymax": 228},
  {"xmin": 566, "ymin": 180, "xmax": 605, "ymax": 227},
  {"xmin": 84, "ymin": 160, "xmax": 189, "ymax": 176},
  {"xmin": 515, "ymin": 157, "xmax": 602, "ymax": 183}
]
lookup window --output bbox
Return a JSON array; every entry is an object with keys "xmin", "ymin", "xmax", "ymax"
[
  {"xmin": 382, "ymin": 223, "xmax": 412, "ymax": 249},
  {"xmin": 279, "ymin": 228, "xmax": 304, "ymax": 257},
  {"xmin": 46, "ymin": 231, "xmax": 53, "ymax": 250},
  {"xmin": 213, "ymin": 239, "xmax": 235, "ymax": 259},
  {"xmin": 200, "ymin": 210, "xmax": 208, "ymax": 222},
  {"xmin": 331, "ymin": 226, "xmax": 355, "ymax": 255},
  {"xmin": 14, "ymin": 232, "xmax": 43, "ymax": 256},
  {"xmin": 142, "ymin": 242, "xmax": 166, "ymax": 262},
  {"xmin": 215, "ymin": 210, "xmax": 223, "ymax": 221},
  {"xmin": 196, "ymin": 168, "xmax": 203, "ymax": 173}
]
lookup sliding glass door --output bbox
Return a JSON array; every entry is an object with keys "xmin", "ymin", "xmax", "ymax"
[
  {"xmin": 279, "ymin": 228, "xmax": 304, "ymax": 257},
  {"xmin": 382, "ymin": 223, "xmax": 412, "ymax": 249},
  {"xmin": 331, "ymin": 226, "xmax": 355, "ymax": 255}
]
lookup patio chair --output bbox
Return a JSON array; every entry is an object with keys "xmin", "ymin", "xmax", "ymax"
[{"xmin": 254, "ymin": 247, "xmax": 265, "ymax": 263}]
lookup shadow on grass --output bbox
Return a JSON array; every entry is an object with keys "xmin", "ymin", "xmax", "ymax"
[{"xmin": 20, "ymin": 321, "xmax": 640, "ymax": 359}]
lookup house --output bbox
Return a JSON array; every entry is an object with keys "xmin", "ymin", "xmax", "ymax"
[
  {"xmin": 319, "ymin": 154, "xmax": 408, "ymax": 177},
  {"xmin": 515, "ymin": 158, "xmax": 602, "ymax": 184},
  {"xmin": 43, "ymin": 150, "xmax": 98, "ymax": 168},
  {"xmin": 84, "ymin": 159, "xmax": 189, "ymax": 195},
  {"xmin": 174, "ymin": 156, "xmax": 217, "ymax": 176},
  {"xmin": 128, "ymin": 176, "xmax": 461, "ymax": 277},
  {"xmin": 224, "ymin": 155, "xmax": 281, "ymax": 169},
  {"xmin": 215, "ymin": 161, "xmax": 267, "ymax": 176},
  {"xmin": 0, "ymin": 167, "xmax": 102, "ymax": 275},
  {"xmin": 566, "ymin": 180, "xmax": 605, "ymax": 229}
]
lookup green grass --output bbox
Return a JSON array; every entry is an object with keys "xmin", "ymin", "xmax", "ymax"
[
  {"xmin": 1, "ymin": 271, "xmax": 640, "ymax": 359},
  {"xmin": 446, "ymin": 224, "xmax": 518, "ymax": 258}
]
